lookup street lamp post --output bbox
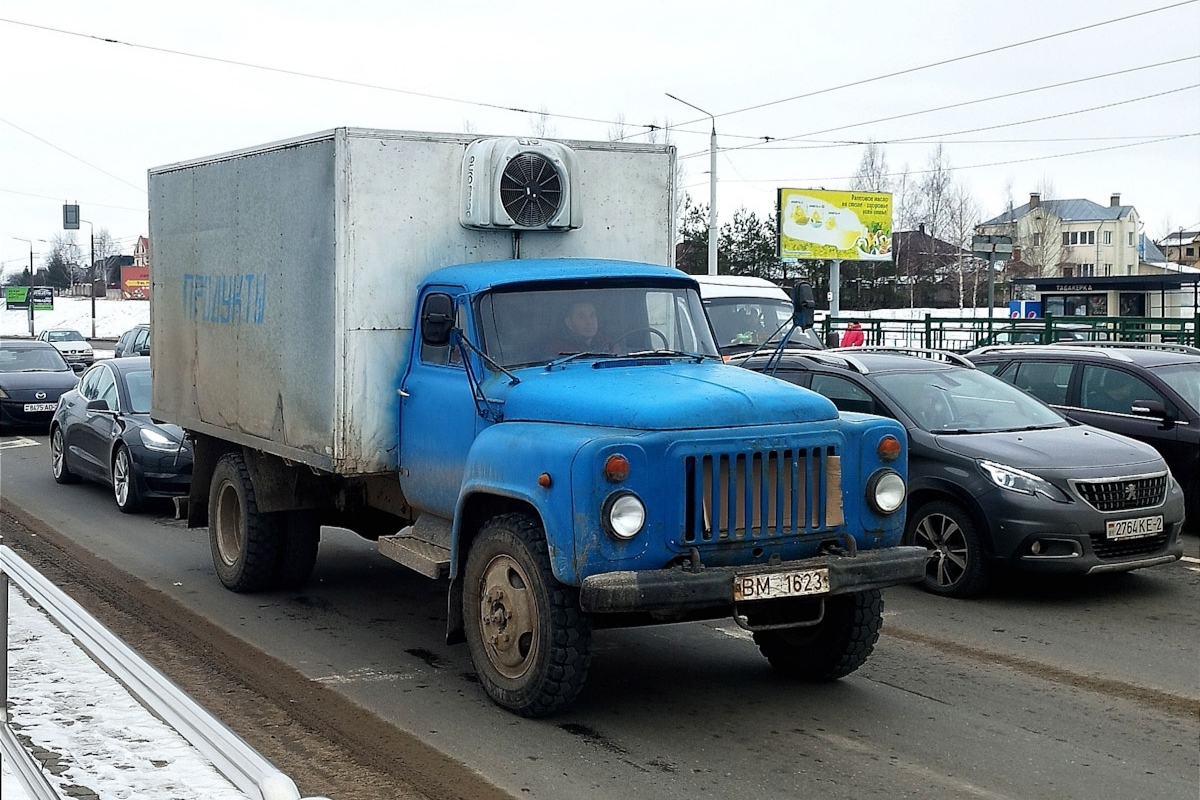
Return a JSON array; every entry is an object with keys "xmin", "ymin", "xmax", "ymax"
[{"xmin": 666, "ymin": 93, "xmax": 718, "ymax": 276}]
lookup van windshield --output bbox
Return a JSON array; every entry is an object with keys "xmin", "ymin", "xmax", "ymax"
[{"xmin": 478, "ymin": 283, "xmax": 720, "ymax": 368}]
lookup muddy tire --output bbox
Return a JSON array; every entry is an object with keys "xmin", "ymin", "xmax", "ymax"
[
  {"xmin": 463, "ymin": 513, "xmax": 592, "ymax": 717},
  {"xmin": 274, "ymin": 511, "xmax": 321, "ymax": 590},
  {"xmin": 753, "ymin": 589, "xmax": 883, "ymax": 681},
  {"xmin": 905, "ymin": 499, "xmax": 988, "ymax": 597},
  {"xmin": 112, "ymin": 444, "xmax": 144, "ymax": 514},
  {"xmin": 209, "ymin": 452, "xmax": 281, "ymax": 592},
  {"xmin": 50, "ymin": 426, "xmax": 81, "ymax": 485}
]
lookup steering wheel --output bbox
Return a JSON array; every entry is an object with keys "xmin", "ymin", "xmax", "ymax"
[{"xmin": 611, "ymin": 327, "xmax": 669, "ymax": 350}]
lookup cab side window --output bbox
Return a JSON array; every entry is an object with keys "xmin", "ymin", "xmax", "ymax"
[{"xmin": 419, "ymin": 299, "xmax": 465, "ymax": 367}]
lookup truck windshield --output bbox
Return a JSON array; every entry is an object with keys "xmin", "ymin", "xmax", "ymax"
[{"xmin": 478, "ymin": 283, "xmax": 720, "ymax": 368}]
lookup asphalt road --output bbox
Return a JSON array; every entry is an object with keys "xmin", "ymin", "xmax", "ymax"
[{"xmin": 2, "ymin": 429, "xmax": 1197, "ymax": 800}]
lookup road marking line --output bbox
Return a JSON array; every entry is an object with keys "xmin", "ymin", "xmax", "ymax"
[
  {"xmin": 1181, "ymin": 556, "xmax": 1199, "ymax": 564},
  {"xmin": 0, "ymin": 436, "xmax": 41, "ymax": 450}
]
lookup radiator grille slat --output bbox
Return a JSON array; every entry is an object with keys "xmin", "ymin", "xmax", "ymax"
[
  {"xmin": 1074, "ymin": 475, "xmax": 1167, "ymax": 512},
  {"xmin": 684, "ymin": 447, "xmax": 842, "ymax": 544}
]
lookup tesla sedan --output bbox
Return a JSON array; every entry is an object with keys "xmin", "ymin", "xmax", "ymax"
[{"xmin": 50, "ymin": 356, "xmax": 192, "ymax": 512}]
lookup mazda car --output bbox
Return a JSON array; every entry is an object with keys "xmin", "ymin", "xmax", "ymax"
[{"xmin": 0, "ymin": 339, "xmax": 83, "ymax": 431}]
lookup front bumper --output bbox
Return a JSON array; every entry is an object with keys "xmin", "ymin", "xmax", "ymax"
[
  {"xmin": 978, "ymin": 483, "xmax": 1185, "ymax": 574},
  {"xmin": 579, "ymin": 545, "xmax": 927, "ymax": 614}
]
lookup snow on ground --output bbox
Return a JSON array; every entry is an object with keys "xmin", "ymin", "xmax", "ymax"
[
  {"xmin": 2, "ymin": 296, "xmax": 149, "ymax": 341},
  {"xmin": 2, "ymin": 585, "xmax": 251, "ymax": 800}
]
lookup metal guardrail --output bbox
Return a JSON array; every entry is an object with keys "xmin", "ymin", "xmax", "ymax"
[{"xmin": 1, "ymin": 544, "xmax": 331, "ymax": 800}]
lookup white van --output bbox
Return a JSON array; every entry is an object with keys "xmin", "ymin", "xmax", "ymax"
[{"xmin": 694, "ymin": 274, "xmax": 824, "ymax": 355}]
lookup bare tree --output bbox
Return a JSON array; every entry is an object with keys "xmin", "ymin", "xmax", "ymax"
[
  {"xmin": 944, "ymin": 183, "xmax": 981, "ymax": 308},
  {"xmin": 607, "ymin": 113, "xmax": 629, "ymax": 142},
  {"xmin": 528, "ymin": 107, "xmax": 556, "ymax": 138},
  {"xmin": 850, "ymin": 141, "xmax": 891, "ymax": 193}
]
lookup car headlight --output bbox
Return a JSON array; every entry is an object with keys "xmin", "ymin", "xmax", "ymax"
[
  {"xmin": 866, "ymin": 469, "xmax": 906, "ymax": 515},
  {"xmin": 602, "ymin": 491, "xmax": 646, "ymax": 540},
  {"xmin": 978, "ymin": 460, "xmax": 1069, "ymax": 502},
  {"xmin": 139, "ymin": 427, "xmax": 180, "ymax": 452}
]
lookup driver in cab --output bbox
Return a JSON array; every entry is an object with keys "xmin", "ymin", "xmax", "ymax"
[{"xmin": 550, "ymin": 301, "xmax": 617, "ymax": 356}]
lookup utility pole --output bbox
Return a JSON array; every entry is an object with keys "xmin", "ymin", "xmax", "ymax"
[
  {"xmin": 666, "ymin": 93, "xmax": 718, "ymax": 275},
  {"xmin": 12, "ymin": 237, "xmax": 36, "ymax": 336}
]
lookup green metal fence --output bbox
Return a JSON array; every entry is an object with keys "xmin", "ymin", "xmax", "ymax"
[{"xmin": 820, "ymin": 313, "xmax": 1200, "ymax": 353}]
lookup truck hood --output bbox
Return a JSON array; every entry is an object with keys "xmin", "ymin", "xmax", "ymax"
[
  {"xmin": 492, "ymin": 358, "xmax": 837, "ymax": 431},
  {"xmin": 933, "ymin": 425, "xmax": 1162, "ymax": 472}
]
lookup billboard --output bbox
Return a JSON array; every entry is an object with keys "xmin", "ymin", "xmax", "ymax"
[
  {"xmin": 5, "ymin": 286, "xmax": 54, "ymax": 310},
  {"xmin": 121, "ymin": 265, "xmax": 150, "ymax": 300},
  {"xmin": 777, "ymin": 188, "xmax": 892, "ymax": 261}
]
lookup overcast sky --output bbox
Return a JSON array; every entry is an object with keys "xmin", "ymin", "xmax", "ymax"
[{"xmin": 2, "ymin": 0, "xmax": 1198, "ymax": 275}]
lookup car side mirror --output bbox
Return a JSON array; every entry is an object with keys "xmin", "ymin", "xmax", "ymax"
[
  {"xmin": 791, "ymin": 283, "xmax": 816, "ymax": 330},
  {"xmin": 71, "ymin": 363, "xmax": 85, "ymax": 374},
  {"xmin": 420, "ymin": 293, "xmax": 455, "ymax": 347},
  {"xmin": 86, "ymin": 398, "xmax": 111, "ymax": 412},
  {"xmin": 1131, "ymin": 399, "xmax": 1174, "ymax": 427}
]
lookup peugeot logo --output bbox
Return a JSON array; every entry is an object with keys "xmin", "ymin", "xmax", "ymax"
[
  {"xmin": 34, "ymin": 391, "xmax": 46, "ymax": 400},
  {"xmin": 1124, "ymin": 483, "xmax": 1137, "ymax": 501}
]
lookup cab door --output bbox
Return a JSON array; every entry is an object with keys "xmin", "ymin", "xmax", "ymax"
[{"xmin": 397, "ymin": 288, "xmax": 480, "ymax": 519}]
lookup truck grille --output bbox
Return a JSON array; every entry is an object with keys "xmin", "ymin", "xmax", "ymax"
[
  {"xmin": 1073, "ymin": 474, "xmax": 1167, "ymax": 512},
  {"xmin": 683, "ymin": 447, "xmax": 842, "ymax": 543}
]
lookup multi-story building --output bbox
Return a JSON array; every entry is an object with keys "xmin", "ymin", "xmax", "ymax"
[
  {"xmin": 978, "ymin": 194, "xmax": 1198, "ymax": 319},
  {"xmin": 977, "ymin": 192, "xmax": 1141, "ymax": 280}
]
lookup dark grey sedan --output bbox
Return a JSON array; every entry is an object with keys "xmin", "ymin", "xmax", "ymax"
[
  {"xmin": 50, "ymin": 356, "xmax": 192, "ymax": 513},
  {"xmin": 0, "ymin": 339, "xmax": 82, "ymax": 430},
  {"xmin": 733, "ymin": 347, "xmax": 1187, "ymax": 597}
]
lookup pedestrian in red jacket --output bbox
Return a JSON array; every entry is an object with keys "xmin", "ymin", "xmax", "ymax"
[{"xmin": 840, "ymin": 321, "xmax": 865, "ymax": 347}]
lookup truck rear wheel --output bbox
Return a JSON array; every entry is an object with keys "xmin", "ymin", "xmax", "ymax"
[
  {"xmin": 753, "ymin": 589, "xmax": 883, "ymax": 681},
  {"xmin": 274, "ymin": 511, "xmax": 321, "ymax": 590},
  {"xmin": 209, "ymin": 453, "xmax": 281, "ymax": 592},
  {"xmin": 463, "ymin": 513, "xmax": 592, "ymax": 717}
]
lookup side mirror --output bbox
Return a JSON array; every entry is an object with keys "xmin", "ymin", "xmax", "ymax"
[
  {"xmin": 791, "ymin": 283, "xmax": 816, "ymax": 330},
  {"xmin": 71, "ymin": 363, "xmax": 86, "ymax": 374},
  {"xmin": 420, "ymin": 293, "xmax": 455, "ymax": 347},
  {"xmin": 86, "ymin": 398, "xmax": 111, "ymax": 413},
  {"xmin": 1131, "ymin": 399, "xmax": 1173, "ymax": 427}
]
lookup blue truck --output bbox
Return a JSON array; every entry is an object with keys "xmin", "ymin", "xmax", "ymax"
[{"xmin": 149, "ymin": 128, "xmax": 924, "ymax": 715}]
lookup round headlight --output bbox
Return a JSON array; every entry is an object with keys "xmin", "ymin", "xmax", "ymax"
[
  {"xmin": 867, "ymin": 469, "xmax": 905, "ymax": 515},
  {"xmin": 602, "ymin": 491, "xmax": 646, "ymax": 540}
]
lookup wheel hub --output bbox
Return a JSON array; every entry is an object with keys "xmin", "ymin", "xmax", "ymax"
[{"xmin": 478, "ymin": 555, "xmax": 537, "ymax": 679}]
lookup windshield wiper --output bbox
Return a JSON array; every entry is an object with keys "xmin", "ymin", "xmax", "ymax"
[
  {"xmin": 623, "ymin": 349, "xmax": 707, "ymax": 362},
  {"xmin": 546, "ymin": 351, "xmax": 621, "ymax": 368}
]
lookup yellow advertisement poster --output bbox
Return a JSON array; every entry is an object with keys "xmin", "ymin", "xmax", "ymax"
[{"xmin": 777, "ymin": 188, "xmax": 893, "ymax": 261}]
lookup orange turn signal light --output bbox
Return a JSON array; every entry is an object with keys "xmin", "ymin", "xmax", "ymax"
[
  {"xmin": 877, "ymin": 435, "xmax": 902, "ymax": 462},
  {"xmin": 603, "ymin": 454, "xmax": 630, "ymax": 482}
]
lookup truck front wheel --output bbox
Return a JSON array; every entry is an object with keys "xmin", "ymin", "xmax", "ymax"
[
  {"xmin": 753, "ymin": 589, "xmax": 883, "ymax": 681},
  {"xmin": 463, "ymin": 513, "xmax": 593, "ymax": 717},
  {"xmin": 209, "ymin": 453, "xmax": 281, "ymax": 592}
]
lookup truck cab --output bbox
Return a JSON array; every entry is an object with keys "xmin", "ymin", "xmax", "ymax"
[{"xmin": 392, "ymin": 259, "xmax": 922, "ymax": 715}]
